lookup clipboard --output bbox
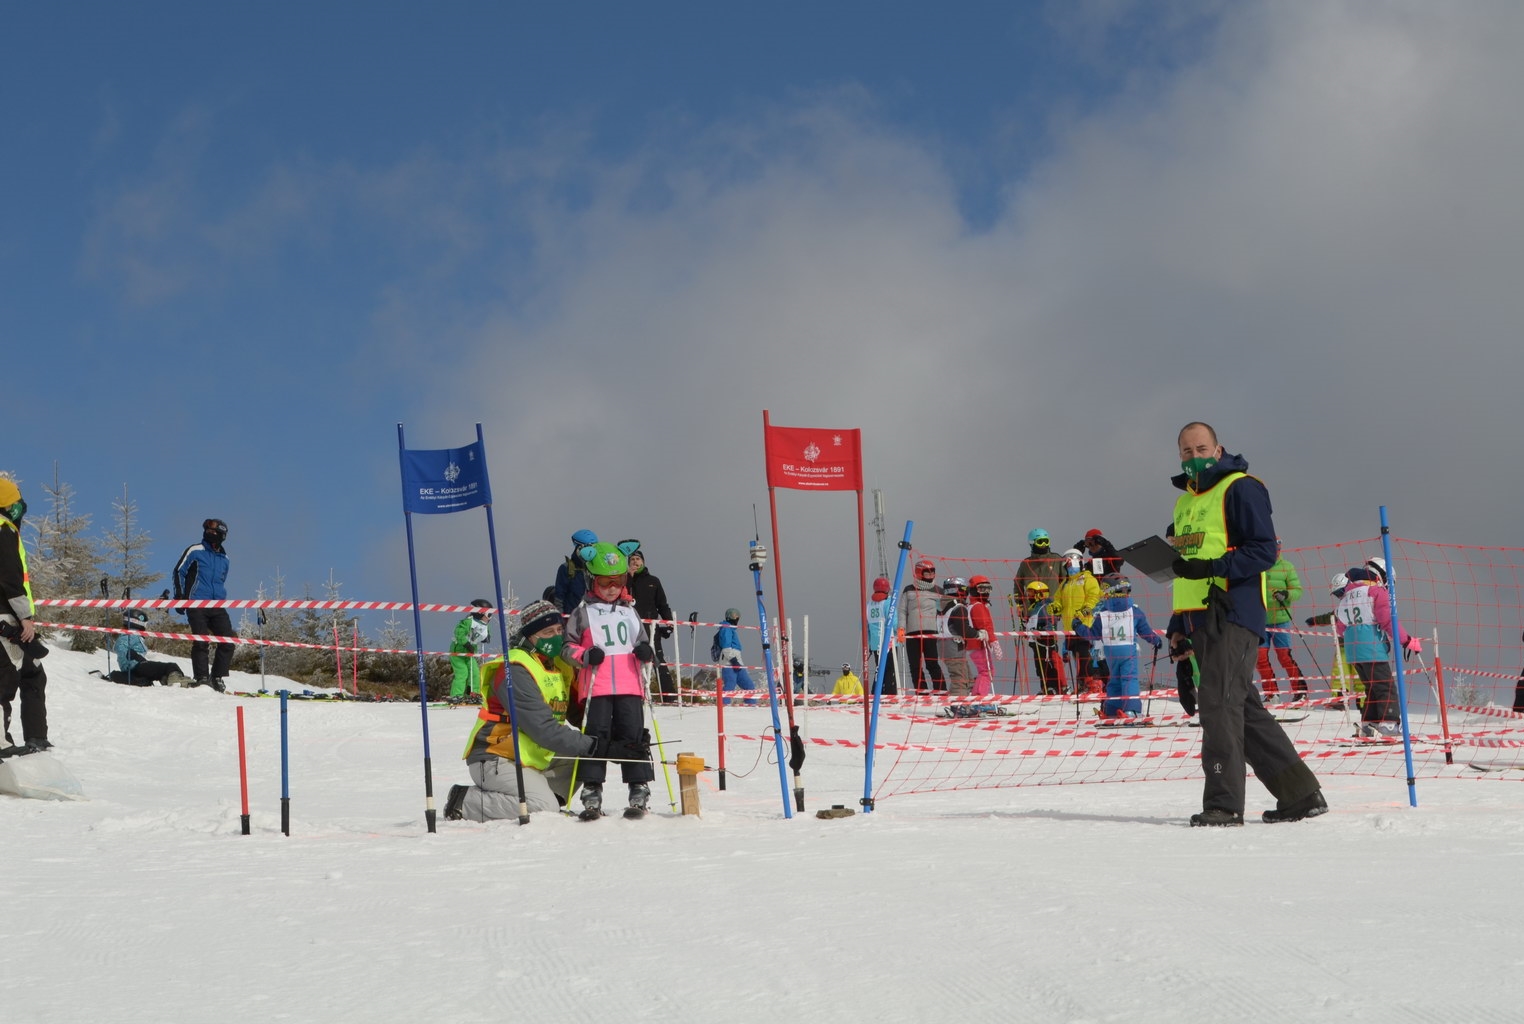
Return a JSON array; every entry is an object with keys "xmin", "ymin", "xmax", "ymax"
[{"xmin": 1119, "ymin": 535, "xmax": 1179, "ymax": 584}]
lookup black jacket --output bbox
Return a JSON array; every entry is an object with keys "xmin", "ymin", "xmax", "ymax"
[{"xmin": 628, "ymin": 568, "xmax": 673, "ymax": 635}]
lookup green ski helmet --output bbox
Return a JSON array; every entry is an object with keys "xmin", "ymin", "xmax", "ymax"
[{"xmin": 581, "ymin": 541, "xmax": 631, "ymax": 577}]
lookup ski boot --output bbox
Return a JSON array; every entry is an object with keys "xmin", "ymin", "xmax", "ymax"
[
  {"xmin": 578, "ymin": 784, "xmax": 604, "ymax": 821},
  {"xmin": 624, "ymin": 783, "xmax": 650, "ymax": 820}
]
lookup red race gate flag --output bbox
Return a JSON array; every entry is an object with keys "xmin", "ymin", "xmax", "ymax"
[{"xmin": 764, "ymin": 423, "xmax": 863, "ymax": 491}]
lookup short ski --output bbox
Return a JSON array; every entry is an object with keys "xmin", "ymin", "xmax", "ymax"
[
  {"xmin": 1467, "ymin": 762, "xmax": 1524, "ymax": 772},
  {"xmin": 1187, "ymin": 713, "xmax": 1308, "ymax": 727},
  {"xmin": 938, "ymin": 705, "xmax": 1012, "ymax": 719}
]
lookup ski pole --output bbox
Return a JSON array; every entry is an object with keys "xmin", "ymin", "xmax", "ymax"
[
  {"xmin": 642, "ymin": 661, "xmax": 677, "ymax": 812},
  {"xmin": 1146, "ymin": 644, "xmax": 1159, "ymax": 717},
  {"xmin": 1275, "ymin": 594, "xmax": 1323, "ymax": 699},
  {"xmin": 565, "ymin": 658, "xmax": 603, "ymax": 810}
]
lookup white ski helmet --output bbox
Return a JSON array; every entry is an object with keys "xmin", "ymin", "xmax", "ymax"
[
  {"xmin": 1365, "ymin": 556, "xmax": 1388, "ymax": 584},
  {"xmin": 1062, "ymin": 548, "xmax": 1084, "ymax": 575},
  {"xmin": 1330, "ymin": 572, "xmax": 1349, "ymax": 596}
]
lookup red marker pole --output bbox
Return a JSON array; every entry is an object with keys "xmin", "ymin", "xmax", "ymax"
[{"xmin": 235, "ymin": 706, "xmax": 251, "ymax": 836}]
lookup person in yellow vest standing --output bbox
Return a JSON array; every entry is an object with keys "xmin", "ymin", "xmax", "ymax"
[
  {"xmin": 0, "ymin": 477, "xmax": 51, "ymax": 755},
  {"xmin": 1167, "ymin": 422, "xmax": 1325, "ymax": 827},
  {"xmin": 446, "ymin": 599, "xmax": 608, "ymax": 820}
]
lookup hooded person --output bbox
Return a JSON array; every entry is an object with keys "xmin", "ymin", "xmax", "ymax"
[
  {"xmin": 0, "ymin": 477, "xmax": 51, "ymax": 753},
  {"xmin": 110, "ymin": 610, "xmax": 189, "ymax": 687},
  {"xmin": 449, "ymin": 599, "xmax": 495, "ymax": 700},
  {"xmin": 561, "ymin": 541, "xmax": 657, "ymax": 819},
  {"xmin": 172, "ymin": 517, "xmax": 234, "ymax": 691},
  {"xmin": 832, "ymin": 662, "xmax": 864, "ymax": 697},
  {"xmin": 553, "ymin": 529, "xmax": 599, "ymax": 613},
  {"xmin": 622, "ymin": 540, "xmax": 677, "ymax": 704},
  {"xmin": 447, "ymin": 599, "xmax": 638, "ymax": 821},
  {"xmin": 866, "ymin": 576, "xmax": 897, "ymax": 695}
]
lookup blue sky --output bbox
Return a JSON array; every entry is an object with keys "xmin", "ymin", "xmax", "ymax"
[{"xmin": 5, "ymin": 2, "xmax": 1523, "ymax": 655}]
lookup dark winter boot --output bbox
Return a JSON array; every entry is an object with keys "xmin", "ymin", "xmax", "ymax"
[
  {"xmin": 1189, "ymin": 809, "xmax": 1245, "ymax": 827},
  {"xmin": 1262, "ymin": 790, "xmax": 1328, "ymax": 823},
  {"xmin": 579, "ymin": 784, "xmax": 604, "ymax": 821},
  {"xmin": 444, "ymin": 784, "xmax": 469, "ymax": 821}
]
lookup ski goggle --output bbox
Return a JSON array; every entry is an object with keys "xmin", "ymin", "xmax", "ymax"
[{"xmin": 203, "ymin": 518, "xmax": 228, "ymax": 539}]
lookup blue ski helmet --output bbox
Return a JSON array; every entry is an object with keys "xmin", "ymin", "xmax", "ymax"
[
  {"xmin": 571, "ymin": 529, "xmax": 598, "ymax": 547},
  {"xmin": 1027, "ymin": 528, "xmax": 1050, "ymax": 545}
]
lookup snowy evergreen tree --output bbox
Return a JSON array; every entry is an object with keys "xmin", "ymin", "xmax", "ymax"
[
  {"xmin": 102, "ymin": 483, "xmax": 162, "ymax": 601},
  {"xmin": 27, "ymin": 465, "xmax": 103, "ymax": 651}
]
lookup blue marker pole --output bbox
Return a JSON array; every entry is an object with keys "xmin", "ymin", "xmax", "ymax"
[
  {"xmin": 1379, "ymin": 506, "xmax": 1419, "ymax": 807},
  {"xmin": 748, "ymin": 541, "xmax": 792, "ymax": 819},
  {"xmin": 279, "ymin": 689, "xmax": 291, "ymax": 836},
  {"xmin": 863, "ymin": 521, "xmax": 913, "ymax": 814}
]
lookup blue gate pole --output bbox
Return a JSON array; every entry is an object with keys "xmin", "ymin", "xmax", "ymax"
[
  {"xmin": 1380, "ymin": 506, "xmax": 1419, "ymax": 808},
  {"xmin": 863, "ymin": 521, "xmax": 914, "ymax": 813}
]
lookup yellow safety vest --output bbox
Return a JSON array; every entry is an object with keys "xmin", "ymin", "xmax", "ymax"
[
  {"xmin": 1171, "ymin": 471, "xmax": 1266, "ymax": 613},
  {"xmin": 462, "ymin": 649, "xmax": 574, "ymax": 770},
  {"xmin": 1, "ymin": 520, "xmax": 34, "ymax": 617}
]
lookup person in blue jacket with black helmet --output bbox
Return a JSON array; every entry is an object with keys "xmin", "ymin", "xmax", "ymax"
[{"xmin": 172, "ymin": 517, "xmax": 233, "ymax": 691}]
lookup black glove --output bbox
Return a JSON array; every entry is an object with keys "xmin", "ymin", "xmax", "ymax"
[
  {"xmin": 1305, "ymin": 616, "xmax": 1317, "ymax": 627},
  {"xmin": 1171, "ymin": 558, "xmax": 1215, "ymax": 580},
  {"xmin": 0, "ymin": 620, "xmax": 48, "ymax": 660},
  {"xmin": 1272, "ymin": 590, "xmax": 1289, "ymax": 603},
  {"xmin": 633, "ymin": 642, "xmax": 655, "ymax": 663},
  {"xmin": 1178, "ymin": 676, "xmax": 1198, "ymax": 717},
  {"xmin": 657, "ymin": 625, "xmax": 673, "ymax": 639},
  {"xmin": 584, "ymin": 647, "xmax": 605, "ymax": 667}
]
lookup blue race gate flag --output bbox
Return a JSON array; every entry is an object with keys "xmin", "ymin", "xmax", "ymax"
[{"xmin": 399, "ymin": 441, "xmax": 491, "ymax": 514}]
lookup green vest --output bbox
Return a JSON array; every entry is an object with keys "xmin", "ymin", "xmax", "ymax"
[
  {"xmin": 1171, "ymin": 471, "xmax": 1262, "ymax": 612},
  {"xmin": 463, "ymin": 649, "xmax": 573, "ymax": 770},
  {"xmin": 1, "ymin": 520, "xmax": 33, "ymax": 617}
]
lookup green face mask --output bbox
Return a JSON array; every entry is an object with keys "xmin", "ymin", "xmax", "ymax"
[
  {"xmin": 533, "ymin": 635, "xmax": 564, "ymax": 660},
  {"xmin": 1181, "ymin": 456, "xmax": 1217, "ymax": 481}
]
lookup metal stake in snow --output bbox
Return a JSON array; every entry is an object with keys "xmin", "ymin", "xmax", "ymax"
[{"xmin": 748, "ymin": 541, "xmax": 792, "ymax": 819}]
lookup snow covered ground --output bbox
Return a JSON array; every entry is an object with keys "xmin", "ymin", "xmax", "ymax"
[{"xmin": 5, "ymin": 647, "xmax": 1524, "ymax": 1024}]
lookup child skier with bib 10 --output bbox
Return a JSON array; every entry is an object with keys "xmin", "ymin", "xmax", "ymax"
[
  {"xmin": 562, "ymin": 541, "xmax": 657, "ymax": 819},
  {"xmin": 1078, "ymin": 576, "xmax": 1162, "ymax": 719}
]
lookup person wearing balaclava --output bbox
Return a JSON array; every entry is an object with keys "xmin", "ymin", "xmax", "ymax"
[
  {"xmin": 0, "ymin": 476, "xmax": 51, "ymax": 753},
  {"xmin": 1167, "ymin": 421, "xmax": 1325, "ymax": 827},
  {"xmin": 446, "ymin": 598, "xmax": 610, "ymax": 821},
  {"xmin": 172, "ymin": 517, "xmax": 234, "ymax": 691}
]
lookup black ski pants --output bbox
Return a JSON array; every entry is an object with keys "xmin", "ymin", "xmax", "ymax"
[
  {"xmin": 1193, "ymin": 588, "xmax": 1319, "ymax": 815},
  {"xmin": 905, "ymin": 634, "xmax": 945, "ymax": 692},
  {"xmin": 186, "ymin": 608, "xmax": 236, "ymax": 680},
  {"xmin": 576, "ymin": 694, "xmax": 654, "ymax": 787},
  {"xmin": 0, "ymin": 648, "xmax": 47, "ymax": 745}
]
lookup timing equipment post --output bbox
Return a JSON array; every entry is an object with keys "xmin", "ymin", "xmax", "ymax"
[{"xmin": 749, "ymin": 541, "xmax": 793, "ymax": 819}]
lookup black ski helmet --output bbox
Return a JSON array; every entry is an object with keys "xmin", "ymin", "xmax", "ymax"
[{"xmin": 470, "ymin": 598, "xmax": 493, "ymax": 620}]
